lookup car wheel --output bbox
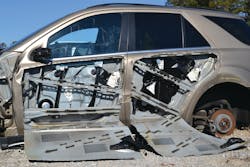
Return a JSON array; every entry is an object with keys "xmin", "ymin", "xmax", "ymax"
[{"xmin": 192, "ymin": 99, "xmax": 236, "ymax": 137}]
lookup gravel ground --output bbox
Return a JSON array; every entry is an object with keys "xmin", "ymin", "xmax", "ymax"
[{"xmin": 0, "ymin": 129, "xmax": 250, "ymax": 167}]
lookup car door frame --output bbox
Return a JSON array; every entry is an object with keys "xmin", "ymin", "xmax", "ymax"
[
  {"xmin": 12, "ymin": 11, "xmax": 130, "ymax": 135},
  {"xmin": 124, "ymin": 11, "xmax": 218, "ymax": 125}
]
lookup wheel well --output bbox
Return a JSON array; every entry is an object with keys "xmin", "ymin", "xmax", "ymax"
[
  {"xmin": 195, "ymin": 82, "xmax": 250, "ymax": 126},
  {"xmin": 196, "ymin": 82, "xmax": 250, "ymax": 110}
]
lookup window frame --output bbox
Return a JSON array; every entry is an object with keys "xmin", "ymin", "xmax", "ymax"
[
  {"xmin": 45, "ymin": 13, "xmax": 129, "ymax": 60},
  {"xmin": 182, "ymin": 16, "xmax": 210, "ymax": 48},
  {"xmin": 128, "ymin": 12, "xmax": 210, "ymax": 52},
  {"xmin": 204, "ymin": 15, "xmax": 250, "ymax": 46}
]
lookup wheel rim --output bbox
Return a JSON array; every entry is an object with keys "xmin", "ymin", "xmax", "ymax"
[{"xmin": 210, "ymin": 109, "xmax": 236, "ymax": 137}]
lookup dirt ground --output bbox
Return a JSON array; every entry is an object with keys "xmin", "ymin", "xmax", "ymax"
[{"xmin": 0, "ymin": 129, "xmax": 250, "ymax": 167}]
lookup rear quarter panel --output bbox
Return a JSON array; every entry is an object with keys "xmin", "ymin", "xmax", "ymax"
[{"xmin": 182, "ymin": 48, "xmax": 250, "ymax": 123}]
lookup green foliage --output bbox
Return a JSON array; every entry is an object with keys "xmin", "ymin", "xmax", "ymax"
[
  {"xmin": 168, "ymin": 0, "xmax": 250, "ymax": 24},
  {"xmin": 169, "ymin": 0, "xmax": 245, "ymax": 12},
  {"xmin": 169, "ymin": 0, "xmax": 209, "ymax": 8},
  {"xmin": 245, "ymin": 1, "xmax": 250, "ymax": 24}
]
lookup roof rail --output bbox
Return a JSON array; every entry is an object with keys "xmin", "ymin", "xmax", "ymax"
[
  {"xmin": 86, "ymin": 3, "xmax": 164, "ymax": 9},
  {"xmin": 85, "ymin": 3, "xmax": 235, "ymax": 16}
]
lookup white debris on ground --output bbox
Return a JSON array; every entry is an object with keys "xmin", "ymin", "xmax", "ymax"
[{"xmin": 0, "ymin": 129, "xmax": 249, "ymax": 167}]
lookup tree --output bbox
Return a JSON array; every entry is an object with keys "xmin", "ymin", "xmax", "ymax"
[
  {"xmin": 168, "ymin": 0, "xmax": 244, "ymax": 12},
  {"xmin": 168, "ymin": 0, "xmax": 250, "ymax": 24},
  {"xmin": 244, "ymin": 0, "xmax": 250, "ymax": 24},
  {"xmin": 168, "ymin": 0, "xmax": 210, "ymax": 8}
]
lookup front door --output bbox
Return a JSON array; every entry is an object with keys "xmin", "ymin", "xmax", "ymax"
[{"xmin": 22, "ymin": 13, "xmax": 141, "ymax": 161}]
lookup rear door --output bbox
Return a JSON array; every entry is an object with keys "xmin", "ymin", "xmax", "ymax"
[{"xmin": 125, "ymin": 12, "xmax": 243, "ymax": 156}]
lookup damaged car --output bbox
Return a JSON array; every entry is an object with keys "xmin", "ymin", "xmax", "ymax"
[{"xmin": 0, "ymin": 4, "xmax": 250, "ymax": 161}]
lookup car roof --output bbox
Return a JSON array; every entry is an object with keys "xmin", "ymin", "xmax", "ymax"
[{"xmin": 85, "ymin": 3, "xmax": 241, "ymax": 19}]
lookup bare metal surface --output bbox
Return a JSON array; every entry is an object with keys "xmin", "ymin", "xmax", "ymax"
[
  {"xmin": 0, "ymin": 129, "xmax": 249, "ymax": 167},
  {"xmin": 0, "ymin": 4, "xmax": 249, "ymax": 161},
  {"xmin": 22, "ymin": 53, "xmax": 245, "ymax": 161}
]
